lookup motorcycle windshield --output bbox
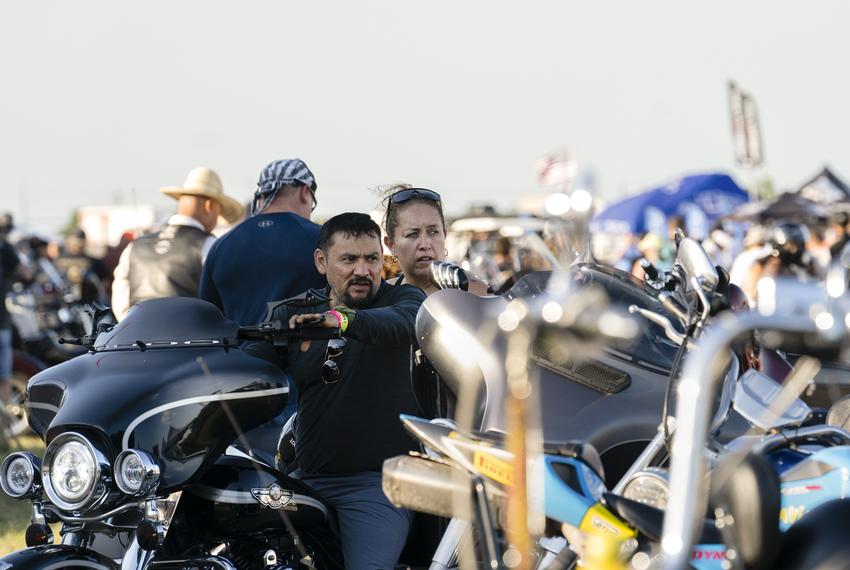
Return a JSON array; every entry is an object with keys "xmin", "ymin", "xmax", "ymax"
[
  {"xmin": 507, "ymin": 266, "xmax": 679, "ymax": 371},
  {"xmin": 93, "ymin": 297, "xmax": 239, "ymax": 349},
  {"xmin": 28, "ymin": 297, "xmax": 289, "ymax": 492}
]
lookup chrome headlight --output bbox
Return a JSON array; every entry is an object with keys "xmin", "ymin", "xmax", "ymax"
[
  {"xmin": 622, "ymin": 468, "xmax": 670, "ymax": 510},
  {"xmin": 114, "ymin": 449, "xmax": 159, "ymax": 496},
  {"xmin": 42, "ymin": 432, "xmax": 109, "ymax": 511},
  {"xmin": 0, "ymin": 452, "xmax": 41, "ymax": 498}
]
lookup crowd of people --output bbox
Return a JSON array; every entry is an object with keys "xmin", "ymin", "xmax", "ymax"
[
  {"xmin": 610, "ymin": 212, "xmax": 847, "ymax": 305},
  {"xmin": 3, "ymin": 159, "xmax": 850, "ymax": 567}
]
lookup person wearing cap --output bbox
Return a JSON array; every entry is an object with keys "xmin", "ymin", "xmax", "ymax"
[
  {"xmin": 110, "ymin": 167, "xmax": 244, "ymax": 320},
  {"xmin": 199, "ymin": 158, "xmax": 325, "ymax": 326}
]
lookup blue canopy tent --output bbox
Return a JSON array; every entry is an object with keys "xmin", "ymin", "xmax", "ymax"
[{"xmin": 592, "ymin": 173, "xmax": 750, "ymax": 238}]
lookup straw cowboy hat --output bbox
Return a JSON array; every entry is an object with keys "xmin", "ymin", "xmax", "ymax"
[{"xmin": 161, "ymin": 167, "xmax": 244, "ymax": 224}]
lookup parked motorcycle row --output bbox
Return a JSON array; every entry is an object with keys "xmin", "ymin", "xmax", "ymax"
[
  {"xmin": 1, "ymin": 252, "xmax": 96, "ymax": 443},
  {"xmin": 4, "ymin": 232, "xmax": 850, "ymax": 569}
]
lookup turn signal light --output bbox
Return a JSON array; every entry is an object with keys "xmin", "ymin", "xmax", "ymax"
[
  {"xmin": 25, "ymin": 523, "xmax": 53, "ymax": 546},
  {"xmin": 136, "ymin": 520, "xmax": 163, "ymax": 551}
]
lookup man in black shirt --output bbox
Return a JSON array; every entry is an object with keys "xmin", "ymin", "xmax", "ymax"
[{"xmin": 270, "ymin": 213, "xmax": 424, "ymax": 569}]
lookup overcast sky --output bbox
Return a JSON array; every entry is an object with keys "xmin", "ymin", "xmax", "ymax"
[{"xmin": 2, "ymin": 1, "xmax": 849, "ymax": 235}]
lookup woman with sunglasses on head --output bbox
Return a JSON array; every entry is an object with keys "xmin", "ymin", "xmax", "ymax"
[
  {"xmin": 380, "ymin": 184, "xmax": 488, "ymax": 422},
  {"xmin": 381, "ymin": 184, "xmax": 488, "ymax": 296}
]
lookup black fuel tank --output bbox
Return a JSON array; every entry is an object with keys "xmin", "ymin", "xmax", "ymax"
[{"xmin": 182, "ymin": 455, "xmax": 330, "ymax": 539}]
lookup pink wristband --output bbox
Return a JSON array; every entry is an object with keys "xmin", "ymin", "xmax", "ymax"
[{"xmin": 325, "ymin": 310, "xmax": 347, "ymax": 332}]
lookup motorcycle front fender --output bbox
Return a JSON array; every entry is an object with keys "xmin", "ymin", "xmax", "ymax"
[{"xmin": 0, "ymin": 544, "xmax": 119, "ymax": 570}]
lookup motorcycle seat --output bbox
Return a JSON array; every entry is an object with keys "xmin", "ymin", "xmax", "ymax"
[{"xmin": 602, "ymin": 493, "xmax": 721, "ymax": 544}]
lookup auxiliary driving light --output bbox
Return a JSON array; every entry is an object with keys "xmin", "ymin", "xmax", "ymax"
[
  {"xmin": 114, "ymin": 449, "xmax": 160, "ymax": 496},
  {"xmin": 622, "ymin": 468, "xmax": 670, "ymax": 510},
  {"xmin": 0, "ymin": 452, "xmax": 41, "ymax": 499}
]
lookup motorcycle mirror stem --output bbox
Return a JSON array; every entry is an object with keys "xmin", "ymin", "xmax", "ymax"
[
  {"xmin": 628, "ymin": 305, "xmax": 685, "ymax": 346},
  {"xmin": 658, "ymin": 292, "xmax": 689, "ymax": 328}
]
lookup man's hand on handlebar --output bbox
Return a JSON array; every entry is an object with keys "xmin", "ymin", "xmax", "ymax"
[{"xmin": 288, "ymin": 313, "xmax": 338, "ymax": 329}]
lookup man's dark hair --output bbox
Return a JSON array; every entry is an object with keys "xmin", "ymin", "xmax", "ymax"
[{"xmin": 318, "ymin": 212, "xmax": 382, "ymax": 254}]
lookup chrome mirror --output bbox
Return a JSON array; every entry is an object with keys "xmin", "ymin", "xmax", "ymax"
[{"xmin": 675, "ymin": 237, "xmax": 719, "ymax": 292}]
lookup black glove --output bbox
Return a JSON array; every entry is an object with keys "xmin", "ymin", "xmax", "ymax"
[{"xmin": 429, "ymin": 261, "xmax": 469, "ymax": 291}]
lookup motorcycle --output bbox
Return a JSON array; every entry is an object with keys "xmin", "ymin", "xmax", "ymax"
[
  {"xmin": 0, "ymin": 296, "xmax": 355, "ymax": 569},
  {"xmin": 661, "ymin": 274, "xmax": 850, "ymax": 569}
]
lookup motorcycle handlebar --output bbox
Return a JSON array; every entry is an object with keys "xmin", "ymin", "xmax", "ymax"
[{"xmin": 237, "ymin": 320, "xmax": 341, "ymax": 343}]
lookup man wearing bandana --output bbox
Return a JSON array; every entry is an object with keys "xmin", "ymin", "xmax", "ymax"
[
  {"xmin": 200, "ymin": 158, "xmax": 326, "ymax": 422},
  {"xmin": 200, "ymin": 158, "xmax": 325, "ymax": 326}
]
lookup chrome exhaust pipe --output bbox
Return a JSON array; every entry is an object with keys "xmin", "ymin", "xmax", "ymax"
[{"xmin": 382, "ymin": 455, "xmax": 505, "ymax": 522}]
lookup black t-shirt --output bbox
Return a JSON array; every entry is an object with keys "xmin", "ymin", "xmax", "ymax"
[
  {"xmin": 200, "ymin": 212, "xmax": 326, "ymax": 325},
  {"xmin": 272, "ymin": 281, "xmax": 425, "ymax": 475},
  {"xmin": 0, "ymin": 239, "xmax": 20, "ymax": 329}
]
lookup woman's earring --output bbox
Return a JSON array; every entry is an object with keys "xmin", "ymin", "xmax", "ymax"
[
  {"xmin": 392, "ymin": 255, "xmax": 398, "ymax": 263},
  {"xmin": 444, "ymin": 249, "xmax": 449, "ymax": 257}
]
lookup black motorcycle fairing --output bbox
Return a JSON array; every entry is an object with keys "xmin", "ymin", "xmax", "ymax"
[
  {"xmin": 27, "ymin": 298, "xmax": 290, "ymax": 492},
  {"xmin": 0, "ymin": 544, "xmax": 119, "ymax": 569}
]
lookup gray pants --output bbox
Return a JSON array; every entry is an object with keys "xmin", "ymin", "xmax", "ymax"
[{"xmin": 302, "ymin": 471, "xmax": 412, "ymax": 570}]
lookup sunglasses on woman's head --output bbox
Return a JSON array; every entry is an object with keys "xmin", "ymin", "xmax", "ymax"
[
  {"xmin": 321, "ymin": 337, "xmax": 347, "ymax": 384},
  {"xmin": 389, "ymin": 188, "xmax": 441, "ymax": 205}
]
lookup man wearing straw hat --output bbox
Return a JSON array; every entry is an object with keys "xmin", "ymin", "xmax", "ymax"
[{"xmin": 110, "ymin": 167, "xmax": 244, "ymax": 320}]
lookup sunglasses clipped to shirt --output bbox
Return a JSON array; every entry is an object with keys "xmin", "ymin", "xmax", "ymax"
[
  {"xmin": 321, "ymin": 337, "xmax": 347, "ymax": 384},
  {"xmin": 389, "ymin": 187, "xmax": 442, "ymax": 206}
]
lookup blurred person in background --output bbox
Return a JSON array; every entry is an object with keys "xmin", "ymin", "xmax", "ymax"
[
  {"xmin": 829, "ymin": 211, "xmax": 850, "ymax": 262},
  {"xmin": 631, "ymin": 232, "xmax": 663, "ymax": 281},
  {"xmin": 614, "ymin": 232, "xmax": 641, "ymax": 273},
  {"xmin": 730, "ymin": 225, "xmax": 773, "ymax": 303},
  {"xmin": 54, "ymin": 228, "xmax": 108, "ymax": 305},
  {"xmin": 659, "ymin": 215, "xmax": 686, "ymax": 268},
  {"xmin": 100, "ymin": 231, "xmax": 135, "ymax": 296},
  {"xmin": 741, "ymin": 220, "xmax": 817, "ymax": 303},
  {"xmin": 0, "ymin": 213, "xmax": 23, "ymax": 405},
  {"xmin": 702, "ymin": 222, "xmax": 736, "ymax": 269},
  {"xmin": 111, "ymin": 167, "xmax": 243, "ymax": 320},
  {"xmin": 380, "ymin": 184, "xmax": 488, "ymax": 296},
  {"xmin": 807, "ymin": 225, "xmax": 832, "ymax": 276},
  {"xmin": 492, "ymin": 236, "xmax": 517, "ymax": 284}
]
